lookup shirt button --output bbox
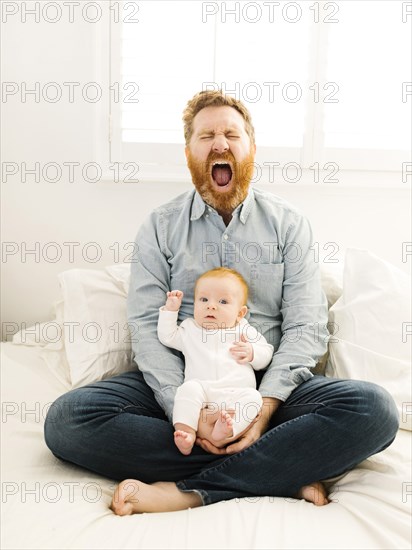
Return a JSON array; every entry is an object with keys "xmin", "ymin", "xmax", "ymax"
[
  {"xmin": 223, "ymin": 234, "xmax": 228, "ymax": 240},
  {"xmin": 205, "ymin": 214, "xmax": 209, "ymax": 218}
]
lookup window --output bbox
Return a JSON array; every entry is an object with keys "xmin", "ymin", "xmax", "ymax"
[{"xmin": 110, "ymin": 0, "xmax": 411, "ymax": 181}]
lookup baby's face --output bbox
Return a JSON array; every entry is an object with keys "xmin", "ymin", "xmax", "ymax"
[{"xmin": 193, "ymin": 275, "xmax": 247, "ymax": 329}]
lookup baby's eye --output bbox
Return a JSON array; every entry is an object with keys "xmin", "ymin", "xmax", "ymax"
[
  {"xmin": 219, "ymin": 299, "xmax": 228, "ymax": 305},
  {"xmin": 200, "ymin": 297, "xmax": 208, "ymax": 302}
]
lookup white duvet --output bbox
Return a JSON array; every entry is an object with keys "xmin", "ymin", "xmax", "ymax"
[{"xmin": 1, "ymin": 342, "xmax": 411, "ymax": 550}]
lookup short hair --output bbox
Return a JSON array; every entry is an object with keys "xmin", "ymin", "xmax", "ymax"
[
  {"xmin": 194, "ymin": 267, "xmax": 249, "ymax": 305},
  {"xmin": 182, "ymin": 90, "xmax": 255, "ymax": 146}
]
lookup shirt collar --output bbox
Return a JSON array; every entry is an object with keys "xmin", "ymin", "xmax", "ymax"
[
  {"xmin": 190, "ymin": 188, "xmax": 255, "ymax": 224},
  {"xmin": 190, "ymin": 191, "xmax": 207, "ymax": 221},
  {"xmin": 238, "ymin": 188, "xmax": 254, "ymax": 224}
]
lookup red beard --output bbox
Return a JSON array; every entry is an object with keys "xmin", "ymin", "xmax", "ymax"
[{"xmin": 186, "ymin": 148, "xmax": 255, "ymax": 214}]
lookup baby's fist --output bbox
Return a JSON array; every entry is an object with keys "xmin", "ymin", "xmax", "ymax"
[
  {"xmin": 230, "ymin": 334, "xmax": 254, "ymax": 364},
  {"xmin": 165, "ymin": 290, "xmax": 184, "ymax": 312}
]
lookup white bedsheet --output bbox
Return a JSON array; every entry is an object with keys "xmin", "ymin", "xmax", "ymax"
[{"xmin": 1, "ymin": 341, "xmax": 411, "ymax": 550}]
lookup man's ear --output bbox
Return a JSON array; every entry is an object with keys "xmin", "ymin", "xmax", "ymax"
[{"xmin": 238, "ymin": 305, "xmax": 248, "ymax": 320}]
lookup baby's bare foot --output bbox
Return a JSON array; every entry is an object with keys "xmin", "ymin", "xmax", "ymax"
[
  {"xmin": 174, "ymin": 430, "xmax": 196, "ymax": 455},
  {"xmin": 211, "ymin": 410, "xmax": 234, "ymax": 442},
  {"xmin": 110, "ymin": 479, "xmax": 202, "ymax": 515},
  {"xmin": 294, "ymin": 481, "xmax": 330, "ymax": 506}
]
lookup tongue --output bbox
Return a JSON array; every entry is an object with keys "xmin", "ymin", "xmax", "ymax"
[{"xmin": 212, "ymin": 165, "xmax": 232, "ymax": 186}]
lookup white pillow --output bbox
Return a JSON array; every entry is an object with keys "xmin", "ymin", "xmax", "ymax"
[
  {"xmin": 38, "ymin": 301, "xmax": 72, "ymax": 387},
  {"xmin": 105, "ymin": 263, "xmax": 131, "ymax": 295},
  {"xmin": 56, "ymin": 267, "xmax": 135, "ymax": 387},
  {"xmin": 325, "ymin": 249, "xmax": 411, "ymax": 430},
  {"xmin": 320, "ymin": 263, "xmax": 343, "ymax": 309},
  {"xmin": 11, "ymin": 301, "xmax": 72, "ymax": 388}
]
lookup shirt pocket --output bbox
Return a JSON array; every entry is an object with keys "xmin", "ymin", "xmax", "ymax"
[{"xmin": 249, "ymin": 263, "xmax": 284, "ymax": 317}]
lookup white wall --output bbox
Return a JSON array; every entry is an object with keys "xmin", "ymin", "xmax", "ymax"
[{"xmin": 1, "ymin": 3, "xmax": 411, "ymax": 339}]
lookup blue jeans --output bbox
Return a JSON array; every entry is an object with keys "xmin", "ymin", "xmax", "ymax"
[{"xmin": 44, "ymin": 372, "xmax": 399, "ymax": 506}]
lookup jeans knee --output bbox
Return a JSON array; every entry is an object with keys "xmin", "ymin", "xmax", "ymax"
[
  {"xmin": 360, "ymin": 381, "xmax": 399, "ymax": 439},
  {"xmin": 44, "ymin": 393, "xmax": 67, "ymax": 455},
  {"xmin": 44, "ymin": 389, "xmax": 87, "ymax": 457}
]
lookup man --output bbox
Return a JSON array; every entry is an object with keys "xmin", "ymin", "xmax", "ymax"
[{"xmin": 44, "ymin": 90, "xmax": 399, "ymax": 515}]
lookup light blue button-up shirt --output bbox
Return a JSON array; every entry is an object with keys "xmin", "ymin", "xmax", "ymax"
[{"xmin": 127, "ymin": 187, "xmax": 329, "ymax": 422}]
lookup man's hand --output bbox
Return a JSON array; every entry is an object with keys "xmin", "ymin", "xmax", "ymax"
[
  {"xmin": 196, "ymin": 397, "xmax": 283, "ymax": 455},
  {"xmin": 164, "ymin": 290, "xmax": 184, "ymax": 312},
  {"xmin": 230, "ymin": 334, "xmax": 253, "ymax": 364}
]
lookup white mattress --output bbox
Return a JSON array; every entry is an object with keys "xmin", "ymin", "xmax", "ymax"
[{"xmin": 1, "ymin": 341, "xmax": 411, "ymax": 550}]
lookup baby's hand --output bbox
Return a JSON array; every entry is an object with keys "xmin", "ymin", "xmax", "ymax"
[
  {"xmin": 230, "ymin": 334, "xmax": 254, "ymax": 364},
  {"xmin": 164, "ymin": 290, "xmax": 184, "ymax": 312}
]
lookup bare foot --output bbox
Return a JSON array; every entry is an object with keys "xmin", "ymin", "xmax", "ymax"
[
  {"xmin": 211, "ymin": 410, "xmax": 234, "ymax": 442},
  {"xmin": 294, "ymin": 481, "xmax": 330, "ymax": 506},
  {"xmin": 110, "ymin": 479, "xmax": 202, "ymax": 515},
  {"xmin": 174, "ymin": 430, "xmax": 196, "ymax": 455}
]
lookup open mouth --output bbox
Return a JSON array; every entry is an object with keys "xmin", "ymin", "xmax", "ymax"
[
  {"xmin": 205, "ymin": 315, "xmax": 216, "ymax": 319},
  {"xmin": 211, "ymin": 162, "xmax": 233, "ymax": 187}
]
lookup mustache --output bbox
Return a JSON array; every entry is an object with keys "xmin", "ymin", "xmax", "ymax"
[
  {"xmin": 206, "ymin": 151, "xmax": 236, "ymax": 165},
  {"xmin": 190, "ymin": 151, "xmax": 237, "ymax": 174}
]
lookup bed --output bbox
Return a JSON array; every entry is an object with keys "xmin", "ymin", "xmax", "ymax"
[{"xmin": 1, "ymin": 248, "xmax": 411, "ymax": 550}]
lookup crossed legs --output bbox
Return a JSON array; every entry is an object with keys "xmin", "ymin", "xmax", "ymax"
[{"xmin": 44, "ymin": 372, "xmax": 399, "ymax": 515}]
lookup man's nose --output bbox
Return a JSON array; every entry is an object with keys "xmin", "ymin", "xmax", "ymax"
[{"xmin": 212, "ymin": 135, "xmax": 229, "ymax": 154}]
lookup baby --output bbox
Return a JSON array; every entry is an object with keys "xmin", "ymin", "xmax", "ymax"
[{"xmin": 157, "ymin": 267, "xmax": 274, "ymax": 455}]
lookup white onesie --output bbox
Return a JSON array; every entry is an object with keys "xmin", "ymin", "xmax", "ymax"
[{"xmin": 157, "ymin": 308, "xmax": 274, "ymax": 436}]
